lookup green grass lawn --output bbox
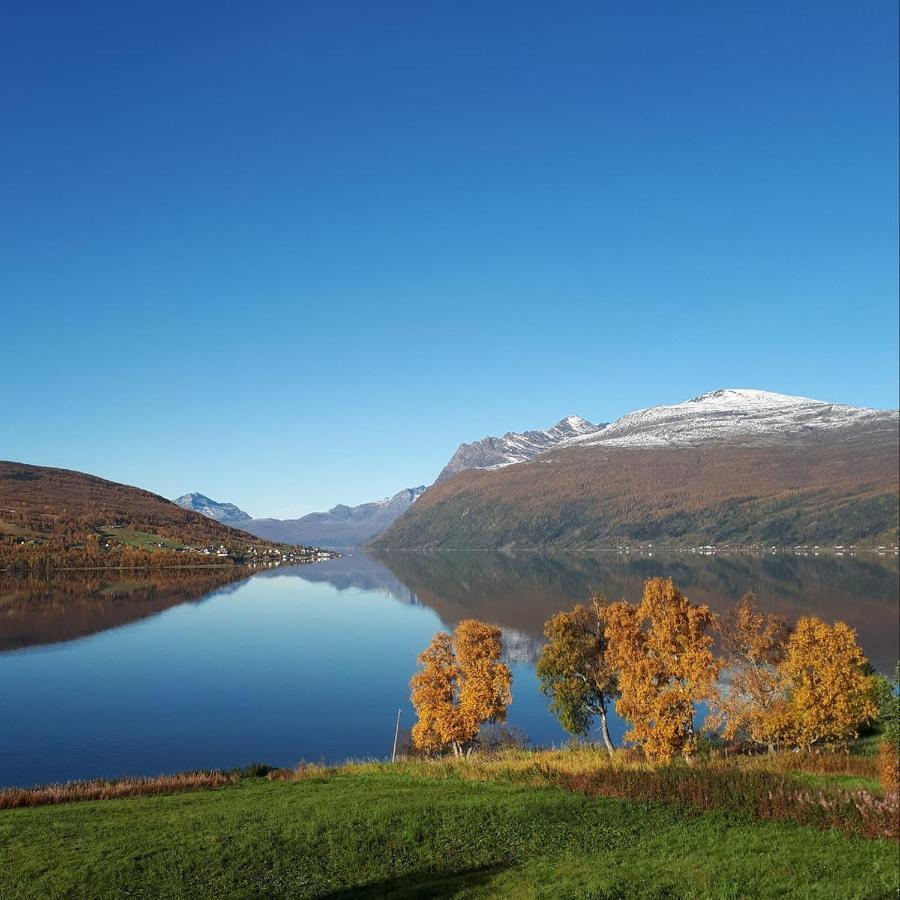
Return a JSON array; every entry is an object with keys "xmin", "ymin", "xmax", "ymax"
[
  {"xmin": 1, "ymin": 772, "xmax": 896, "ymax": 899},
  {"xmin": 98, "ymin": 527, "xmax": 185, "ymax": 551}
]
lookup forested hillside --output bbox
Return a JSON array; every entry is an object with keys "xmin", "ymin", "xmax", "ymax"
[
  {"xmin": 0, "ymin": 462, "xmax": 318, "ymax": 571},
  {"xmin": 374, "ymin": 429, "xmax": 899, "ymax": 550}
]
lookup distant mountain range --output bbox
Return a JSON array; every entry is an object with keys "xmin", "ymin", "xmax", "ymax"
[
  {"xmin": 178, "ymin": 389, "xmax": 899, "ymax": 550},
  {"xmin": 238, "ymin": 486, "xmax": 427, "ymax": 548},
  {"xmin": 373, "ymin": 389, "xmax": 900, "ymax": 550},
  {"xmin": 174, "ymin": 492, "xmax": 252, "ymax": 525}
]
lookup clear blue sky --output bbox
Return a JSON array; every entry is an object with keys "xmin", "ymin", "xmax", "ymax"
[{"xmin": 2, "ymin": 1, "xmax": 897, "ymax": 517}]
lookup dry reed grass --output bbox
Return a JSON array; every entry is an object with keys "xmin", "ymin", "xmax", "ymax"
[
  {"xmin": 878, "ymin": 741, "xmax": 899, "ymax": 794},
  {"xmin": 280, "ymin": 745, "xmax": 896, "ymax": 840},
  {"xmin": 0, "ymin": 771, "xmax": 237, "ymax": 809},
  {"xmin": 5, "ymin": 745, "xmax": 895, "ymax": 840}
]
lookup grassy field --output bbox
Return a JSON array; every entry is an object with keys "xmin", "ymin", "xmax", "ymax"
[
  {"xmin": 99, "ymin": 526, "xmax": 185, "ymax": 550},
  {"xmin": 1, "ymin": 760, "xmax": 897, "ymax": 899}
]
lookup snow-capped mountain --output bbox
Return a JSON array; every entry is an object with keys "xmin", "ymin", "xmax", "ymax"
[
  {"xmin": 375, "ymin": 388, "xmax": 899, "ymax": 551},
  {"xmin": 436, "ymin": 415, "xmax": 605, "ymax": 481},
  {"xmin": 566, "ymin": 389, "xmax": 898, "ymax": 450},
  {"xmin": 174, "ymin": 492, "xmax": 252, "ymax": 525},
  {"xmin": 240, "ymin": 486, "xmax": 427, "ymax": 548}
]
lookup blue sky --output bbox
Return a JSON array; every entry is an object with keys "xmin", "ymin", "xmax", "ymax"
[{"xmin": 2, "ymin": 1, "xmax": 897, "ymax": 517}]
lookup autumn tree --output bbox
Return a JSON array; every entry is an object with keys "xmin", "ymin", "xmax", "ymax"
[
  {"xmin": 409, "ymin": 631, "xmax": 457, "ymax": 755},
  {"xmin": 536, "ymin": 596, "xmax": 618, "ymax": 753},
  {"xmin": 713, "ymin": 593, "xmax": 793, "ymax": 750},
  {"xmin": 603, "ymin": 577, "xmax": 720, "ymax": 764},
  {"xmin": 779, "ymin": 617, "xmax": 878, "ymax": 749},
  {"xmin": 410, "ymin": 619, "xmax": 512, "ymax": 757}
]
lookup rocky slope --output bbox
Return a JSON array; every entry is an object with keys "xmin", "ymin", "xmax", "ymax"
[{"xmin": 436, "ymin": 415, "xmax": 604, "ymax": 481}]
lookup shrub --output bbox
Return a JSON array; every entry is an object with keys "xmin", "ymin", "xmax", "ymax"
[{"xmin": 878, "ymin": 740, "xmax": 899, "ymax": 795}]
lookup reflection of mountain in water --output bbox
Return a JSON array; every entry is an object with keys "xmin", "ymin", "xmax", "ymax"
[
  {"xmin": 265, "ymin": 555, "xmax": 419, "ymax": 606},
  {"xmin": 370, "ymin": 551, "xmax": 900, "ymax": 674},
  {"xmin": 499, "ymin": 626, "xmax": 545, "ymax": 666},
  {"xmin": 268, "ymin": 558, "xmax": 545, "ymax": 664},
  {"xmin": 0, "ymin": 569, "xmax": 252, "ymax": 652},
  {"xmin": 3, "ymin": 553, "xmax": 896, "ymax": 674}
]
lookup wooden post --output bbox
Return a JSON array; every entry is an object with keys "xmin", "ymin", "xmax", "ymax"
[{"xmin": 391, "ymin": 708, "xmax": 402, "ymax": 763}]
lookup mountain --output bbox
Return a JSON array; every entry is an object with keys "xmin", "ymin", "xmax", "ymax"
[
  {"xmin": 174, "ymin": 492, "xmax": 252, "ymax": 525},
  {"xmin": 436, "ymin": 415, "xmax": 604, "ymax": 481},
  {"xmin": 568, "ymin": 389, "xmax": 893, "ymax": 449},
  {"xmin": 373, "ymin": 390, "xmax": 900, "ymax": 550},
  {"xmin": 0, "ymin": 461, "xmax": 317, "ymax": 570},
  {"xmin": 241, "ymin": 486, "xmax": 427, "ymax": 549}
]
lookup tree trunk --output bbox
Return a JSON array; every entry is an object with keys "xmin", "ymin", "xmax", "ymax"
[{"xmin": 598, "ymin": 707, "xmax": 616, "ymax": 755}]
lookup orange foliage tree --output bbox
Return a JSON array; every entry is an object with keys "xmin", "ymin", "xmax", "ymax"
[
  {"xmin": 713, "ymin": 593, "xmax": 794, "ymax": 750},
  {"xmin": 604, "ymin": 578, "xmax": 720, "ymax": 764},
  {"xmin": 536, "ymin": 597, "xmax": 618, "ymax": 753},
  {"xmin": 778, "ymin": 617, "xmax": 878, "ymax": 749},
  {"xmin": 410, "ymin": 619, "xmax": 512, "ymax": 756}
]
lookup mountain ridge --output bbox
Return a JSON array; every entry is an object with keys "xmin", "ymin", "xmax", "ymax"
[
  {"xmin": 566, "ymin": 389, "xmax": 896, "ymax": 450},
  {"xmin": 373, "ymin": 389, "xmax": 900, "ymax": 550},
  {"xmin": 436, "ymin": 414, "xmax": 604, "ymax": 481}
]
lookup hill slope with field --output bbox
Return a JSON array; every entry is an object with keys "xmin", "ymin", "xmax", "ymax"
[{"xmin": 0, "ymin": 461, "xmax": 320, "ymax": 570}]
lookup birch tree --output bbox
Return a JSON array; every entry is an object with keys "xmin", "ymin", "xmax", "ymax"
[{"xmin": 536, "ymin": 597, "xmax": 618, "ymax": 753}]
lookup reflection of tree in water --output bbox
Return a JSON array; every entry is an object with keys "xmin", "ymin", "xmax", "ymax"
[
  {"xmin": 372, "ymin": 551, "xmax": 899, "ymax": 674},
  {"xmin": 0, "ymin": 568, "xmax": 252, "ymax": 652}
]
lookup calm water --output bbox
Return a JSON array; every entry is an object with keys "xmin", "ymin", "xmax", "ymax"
[{"xmin": 1, "ymin": 552, "xmax": 897, "ymax": 787}]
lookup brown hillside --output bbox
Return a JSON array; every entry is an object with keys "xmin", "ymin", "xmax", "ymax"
[
  {"xmin": 0, "ymin": 461, "xmax": 307, "ymax": 570},
  {"xmin": 374, "ymin": 430, "xmax": 899, "ymax": 549}
]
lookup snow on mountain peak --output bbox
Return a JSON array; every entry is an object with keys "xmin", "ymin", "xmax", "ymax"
[
  {"xmin": 556, "ymin": 414, "xmax": 599, "ymax": 434},
  {"xmin": 687, "ymin": 388, "xmax": 821, "ymax": 408},
  {"xmin": 174, "ymin": 492, "xmax": 252, "ymax": 524},
  {"xmin": 570, "ymin": 389, "xmax": 895, "ymax": 450},
  {"xmin": 436, "ymin": 414, "xmax": 606, "ymax": 480}
]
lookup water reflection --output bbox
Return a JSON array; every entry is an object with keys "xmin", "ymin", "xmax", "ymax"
[
  {"xmin": 369, "ymin": 551, "xmax": 900, "ymax": 674},
  {"xmin": 2, "ymin": 553, "xmax": 897, "ymax": 670},
  {"xmin": 0, "ymin": 568, "xmax": 251, "ymax": 652},
  {"xmin": 0, "ymin": 552, "xmax": 896, "ymax": 787}
]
